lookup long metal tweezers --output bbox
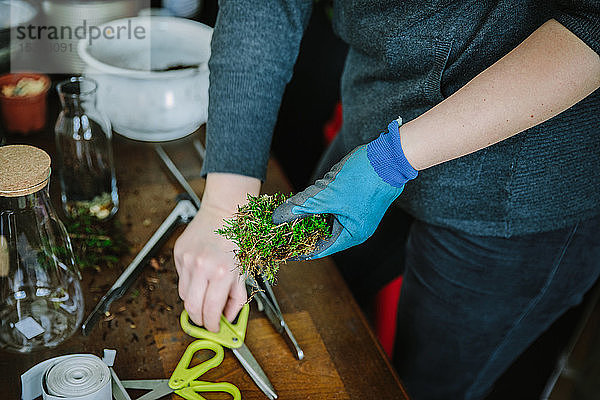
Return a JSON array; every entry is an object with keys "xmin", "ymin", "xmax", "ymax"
[{"xmin": 81, "ymin": 198, "xmax": 197, "ymax": 335}]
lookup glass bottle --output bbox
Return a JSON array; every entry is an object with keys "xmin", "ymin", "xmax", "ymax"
[
  {"xmin": 0, "ymin": 145, "xmax": 84, "ymax": 353},
  {"xmin": 55, "ymin": 76, "xmax": 118, "ymax": 220}
]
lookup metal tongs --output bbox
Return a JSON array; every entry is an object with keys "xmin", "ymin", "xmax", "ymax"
[
  {"xmin": 82, "ymin": 143, "xmax": 204, "ymax": 335},
  {"xmin": 82, "ymin": 197, "xmax": 197, "ymax": 335}
]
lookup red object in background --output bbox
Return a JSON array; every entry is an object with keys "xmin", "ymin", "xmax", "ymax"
[
  {"xmin": 323, "ymin": 102, "xmax": 343, "ymax": 144},
  {"xmin": 0, "ymin": 72, "xmax": 50, "ymax": 135},
  {"xmin": 375, "ymin": 275, "xmax": 403, "ymax": 358},
  {"xmin": 323, "ymin": 101, "xmax": 403, "ymax": 359}
]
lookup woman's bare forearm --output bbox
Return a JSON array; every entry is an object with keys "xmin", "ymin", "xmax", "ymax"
[
  {"xmin": 201, "ymin": 172, "xmax": 261, "ymax": 214},
  {"xmin": 401, "ymin": 19, "xmax": 600, "ymax": 171}
]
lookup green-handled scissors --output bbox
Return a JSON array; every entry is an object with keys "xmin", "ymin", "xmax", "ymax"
[
  {"xmin": 120, "ymin": 339, "xmax": 241, "ymax": 400},
  {"xmin": 181, "ymin": 304, "xmax": 278, "ymax": 400}
]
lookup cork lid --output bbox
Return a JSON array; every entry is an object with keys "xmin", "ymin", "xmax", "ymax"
[{"xmin": 0, "ymin": 145, "xmax": 51, "ymax": 197}]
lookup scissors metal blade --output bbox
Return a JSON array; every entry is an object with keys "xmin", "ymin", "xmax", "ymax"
[
  {"xmin": 232, "ymin": 344, "xmax": 278, "ymax": 400},
  {"xmin": 249, "ymin": 276, "xmax": 304, "ymax": 360},
  {"xmin": 121, "ymin": 379, "xmax": 173, "ymax": 400},
  {"xmin": 254, "ymin": 289, "xmax": 304, "ymax": 361}
]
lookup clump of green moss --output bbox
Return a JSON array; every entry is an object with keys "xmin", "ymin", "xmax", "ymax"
[
  {"xmin": 217, "ymin": 193, "xmax": 331, "ymax": 283},
  {"xmin": 64, "ymin": 207, "xmax": 130, "ymax": 271}
]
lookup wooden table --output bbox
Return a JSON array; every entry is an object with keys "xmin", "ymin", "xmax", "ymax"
[{"xmin": 0, "ymin": 128, "xmax": 410, "ymax": 399}]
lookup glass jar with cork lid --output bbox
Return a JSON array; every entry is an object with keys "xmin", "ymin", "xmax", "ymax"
[{"xmin": 0, "ymin": 145, "xmax": 84, "ymax": 352}]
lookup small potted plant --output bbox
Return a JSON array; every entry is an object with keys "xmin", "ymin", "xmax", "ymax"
[{"xmin": 0, "ymin": 72, "xmax": 50, "ymax": 134}]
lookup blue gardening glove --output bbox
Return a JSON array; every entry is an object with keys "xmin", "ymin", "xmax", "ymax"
[{"xmin": 272, "ymin": 118, "xmax": 418, "ymax": 260}]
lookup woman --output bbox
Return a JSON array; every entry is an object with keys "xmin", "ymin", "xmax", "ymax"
[{"xmin": 175, "ymin": 1, "xmax": 600, "ymax": 398}]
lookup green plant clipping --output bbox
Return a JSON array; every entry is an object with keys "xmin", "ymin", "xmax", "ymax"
[{"xmin": 217, "ymin": 193, "xmax": 331, "ymax": 283}]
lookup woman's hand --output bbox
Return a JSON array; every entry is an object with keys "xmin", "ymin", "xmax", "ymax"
[{"xmin": 174, "ymin": 173, "xmax": 260, "ymax": 332}]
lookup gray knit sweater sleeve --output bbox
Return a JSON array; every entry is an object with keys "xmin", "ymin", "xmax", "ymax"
[
  {"xmin": 201, "ymin": 0, "xmax": 313, "ymax": 181},
  {"xmin": 553, "ymin": 0, "xmax": 600, "ymax": 55}
]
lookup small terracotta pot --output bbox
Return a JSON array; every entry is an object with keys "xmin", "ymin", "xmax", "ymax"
[{"xmin": 0, "ymin": 72, "xmax": 51, "ymax": 135}]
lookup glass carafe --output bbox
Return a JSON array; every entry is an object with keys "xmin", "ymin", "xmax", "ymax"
[
  {"xmin": 0, "ymin": 145, "xmax": 84, "ymax": 353},
  {"xmin": 55, "ymin": 76, "xmax": 118, "ymax": 220}
]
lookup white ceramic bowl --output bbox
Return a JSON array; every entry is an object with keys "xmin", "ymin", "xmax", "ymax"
[
  {"xmin": 44, "ymin": 0, "xmax": 143, "ymax": 73},
  {"xmin": 78, "ymin": 16, "xmax": 212, "ymax": 142}
]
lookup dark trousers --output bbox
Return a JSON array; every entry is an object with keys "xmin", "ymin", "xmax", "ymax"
[{"xmin": 393, "ymin": 215, "xmax": 600, "ymax": 400}]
